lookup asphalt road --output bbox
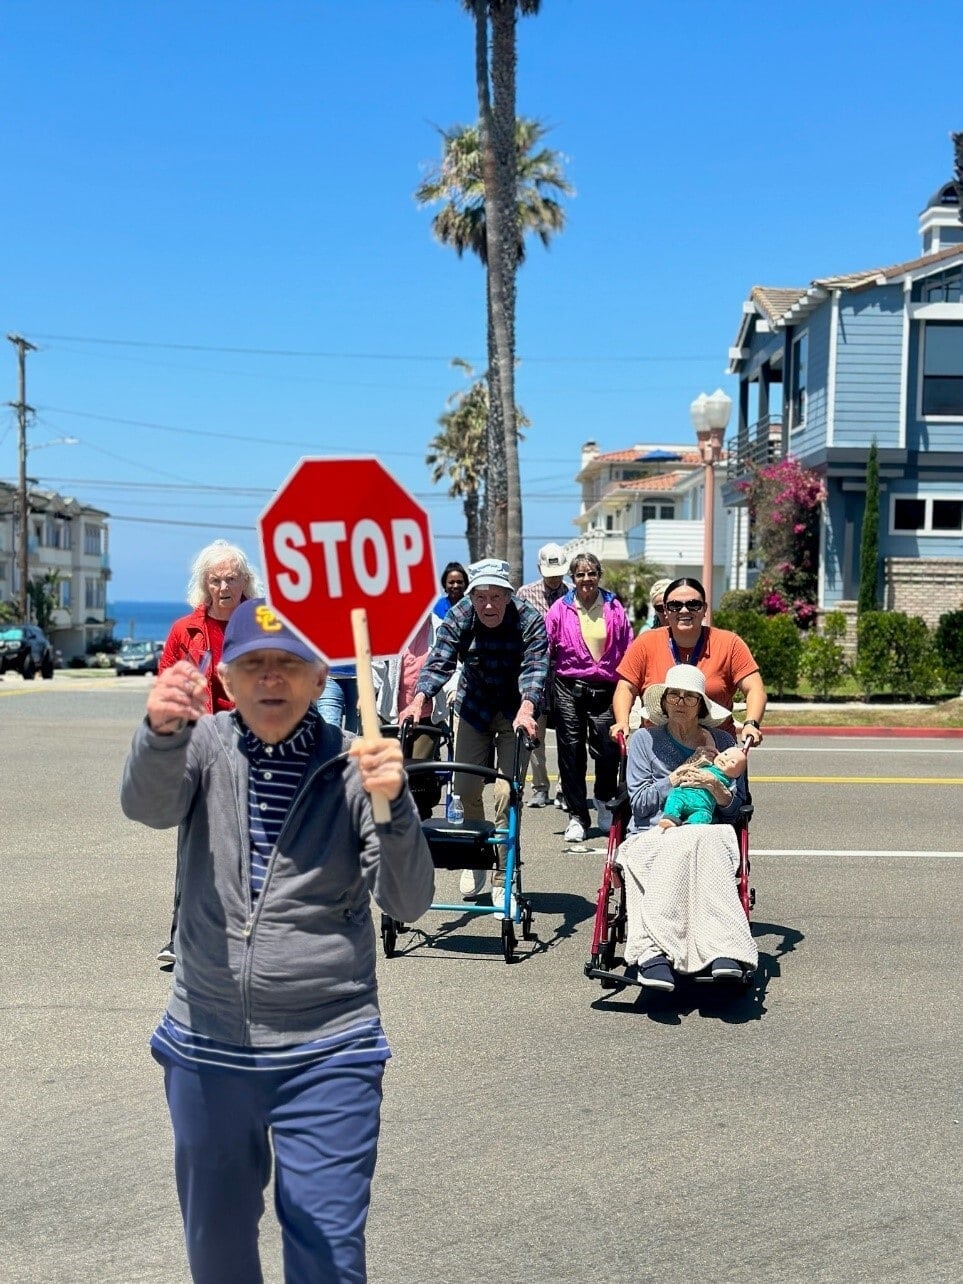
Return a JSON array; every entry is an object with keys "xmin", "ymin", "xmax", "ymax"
[{"xmin": 1, "ymin": 676, "xmax": 960, "ymax": 1284}]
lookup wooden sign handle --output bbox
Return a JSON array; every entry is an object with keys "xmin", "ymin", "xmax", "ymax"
[{"xmin": 351, "ymin": 608, "xmax": 391, "ymax": 826}]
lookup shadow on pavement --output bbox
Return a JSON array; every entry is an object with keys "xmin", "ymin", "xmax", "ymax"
[
  {"xmin": 588, "ymin": 920, "xmax": 805, "ymax": 1024},
  {"xmin": 381, "ymin": 891, "xmax": 596, "ymax": 967}
]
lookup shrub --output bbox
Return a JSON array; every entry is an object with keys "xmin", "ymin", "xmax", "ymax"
[
  {"xmin": 737, "ymin": 456, "xmax": 825, "ymax": 628},
  {"xmin": 718, "ymin": 588, "xmax": 760, "ymax": 615},
  {"xmin": 934, "ymin": 610, "xmax": 963, "ymax": 690},
  {"xmin": 854, "ymin": 612, "xmax": 942, "ymax": 698},
  {"xmin": 714, "ymin": 609, "xmax": 800, "ymax": 697},
  {"xmin": 799, "ymin": 611, "xmax": 849, "ymax": 698}
]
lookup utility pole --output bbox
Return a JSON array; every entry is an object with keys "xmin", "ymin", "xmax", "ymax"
[{"xmin": 7, "ymin": 334, "xmax": 37, "ymax": 622}]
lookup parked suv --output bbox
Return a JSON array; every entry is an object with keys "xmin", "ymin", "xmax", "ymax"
[
  {"xmin": 114, "ymin": 640, "xmax": 161, "ymax": 676},
  {"xmin": 0, "ymin": 625, "xmax": 55, "ymax": 680}
]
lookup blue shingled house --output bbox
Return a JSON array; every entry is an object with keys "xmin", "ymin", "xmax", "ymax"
[{"xmin": 724, "ymin": 180, "xmax": 963, "ymax": 629}]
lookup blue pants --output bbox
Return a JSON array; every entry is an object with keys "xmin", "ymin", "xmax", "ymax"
[{"xmin": 158, "ymin": 1054, "xmax": 384, "ymax": 1284}]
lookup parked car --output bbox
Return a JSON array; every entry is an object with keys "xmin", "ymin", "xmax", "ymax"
[
  {"xmin": 0, "ymin": 625, "xmax": 55, "ymax": 680},
  {"xmin": 115, "ymin": 640, "xmax": 160, "ymax": 676}
]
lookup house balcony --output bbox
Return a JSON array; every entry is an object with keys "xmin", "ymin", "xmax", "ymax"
[{"xmin": 725, "ymin": 415, "xmax": 784, "ymax": 484}]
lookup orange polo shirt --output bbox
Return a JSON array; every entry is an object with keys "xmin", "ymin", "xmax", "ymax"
[{"xmin": 616, "ymin": 626, "xmax": 759, "ymax": 713}]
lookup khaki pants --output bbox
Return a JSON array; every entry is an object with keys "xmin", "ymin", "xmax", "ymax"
[
  {"xmin": 524, "ymin": 713, "xmax": 550, "ymax": 795},
  {"xmin": 453, "ymin": 713, "xmax": 530, "ymax": 873}
]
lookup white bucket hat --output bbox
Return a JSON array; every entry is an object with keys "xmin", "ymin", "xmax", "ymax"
[
  {"xmin": 537, "ymin": 542, "xmax": 568, "ymax": 577},
  {"xmin": 643, "ymin": 663, "xmax": 731, "ymax": 728},
  {"xmin": 467, "ymin": 557, "xmax": 515, "ymax": 593}
]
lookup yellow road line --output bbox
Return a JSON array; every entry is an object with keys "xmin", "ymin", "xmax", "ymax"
[{"xmin": 752, "ymin": 775, "xmax": 963, "ymax": 785}]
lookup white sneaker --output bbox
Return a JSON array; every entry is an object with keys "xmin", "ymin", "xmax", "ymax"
[
  {"xmin": 564, "ymin": 817, "xmax": 587, "ymax": 843},
  {"xmin": 553, "ymin": 791, "xmax": 565, "ymax": 809},
  {"xmin": 491, "ymin": 889, "xmax": 517, "ymax": 919},
  {"xmin": 526, "ymin": 789, "xmax": 549, "ymax": 808},
  {"xmin": 459, "ymin": 869, "xmax": 487, "ymax": 898},
  {"xmin": 594, "ymin": 799, "xmax": 612, "ymax": 834}
]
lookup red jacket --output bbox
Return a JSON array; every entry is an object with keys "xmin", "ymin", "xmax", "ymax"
[{"xmin": 159, "ymin": 604, "xmax": 235, "ymax": 714}]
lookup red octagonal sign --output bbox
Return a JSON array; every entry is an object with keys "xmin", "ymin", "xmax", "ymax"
[{"xmin": 258, "ymin": 457, "xmax": 437, "ymax": 666}]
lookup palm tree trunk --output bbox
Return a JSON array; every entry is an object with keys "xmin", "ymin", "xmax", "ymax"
[
  {"xmin": 474, "ymin": 0, "xmax": 517, "ymax": 570},
  {"xmin": 465, "ymin": 490, "xmax": 482, "ymax": 561},
  {"xmin": 490, "ymin": 0, "xmax": 522, "ymax": 581}
]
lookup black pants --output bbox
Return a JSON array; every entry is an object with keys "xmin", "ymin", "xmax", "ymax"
[{"xmin": 553, "ymin": 675, "xmax": 619, "ymax": 827}]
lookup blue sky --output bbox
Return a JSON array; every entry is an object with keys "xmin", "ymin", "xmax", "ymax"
[{"xmin": 1, "ymin": 0, "xmax": 959, "ymax": 601}]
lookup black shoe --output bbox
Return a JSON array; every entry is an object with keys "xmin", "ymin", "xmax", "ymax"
[
  {"xmin": 710, "ymin": 957, "xmax": 743, "ymax": 980},
  {"xmin": 157, "ymin": 940, "xmax": 176, "ymax": 967},
  {"xmin": 638, "ymin": 955, "xmax": 675, "ymax": 992}
]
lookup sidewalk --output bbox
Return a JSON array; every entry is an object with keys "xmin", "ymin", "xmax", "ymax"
[{"xmin": 762, "ymin": 700, "xmax": 963, "ymax": 738}]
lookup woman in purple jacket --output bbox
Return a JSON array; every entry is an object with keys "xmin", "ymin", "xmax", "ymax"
[{"xmin": 544, "ymin": 552, "xmax": 634, "ymax": 842}]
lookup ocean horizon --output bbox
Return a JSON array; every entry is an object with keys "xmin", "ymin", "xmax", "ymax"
[{"xmin": 109, "ymin": 600, "xmax": 186, "ymax": 643}]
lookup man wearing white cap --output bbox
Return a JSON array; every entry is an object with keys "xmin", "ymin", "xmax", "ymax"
[
  {"xmin": 400, "ymin": 558, "xmax": 549, "ymax": 901},
  {"xmin": 517, "ymin": 542, "xmax": 570, "ymax": 807}
]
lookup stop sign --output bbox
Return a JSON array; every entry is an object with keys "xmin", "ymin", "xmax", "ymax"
[{"xmin": 258, "ymin": 457, "xmax": 437, "ymax": 666}]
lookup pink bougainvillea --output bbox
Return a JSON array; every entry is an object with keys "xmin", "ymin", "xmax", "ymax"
[{"xmin": 737, "ymin": 457, "xmax": 826, "ymax": 628}]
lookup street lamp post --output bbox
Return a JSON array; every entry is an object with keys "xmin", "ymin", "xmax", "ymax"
[{"xmin": 689, "ymin": 388, "xmax": 733, "ymax": 623}]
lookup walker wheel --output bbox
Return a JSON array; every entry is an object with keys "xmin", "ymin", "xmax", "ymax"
[
  {"xmin": 501, "ymin": 920, "xmax": 516, "ymax": 964},
  {"xmin": 521, "ymin": 902, "xmax": 534, "ymax": 941},
  {"xmin": 380, "ymin": 914, "xmax": 397, "ymax": 958}
]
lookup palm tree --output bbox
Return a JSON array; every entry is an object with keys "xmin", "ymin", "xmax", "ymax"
[
  {"xmin": 426, "ymin": 360, "xmax": 488, "ymax": 561},
  {"xmin": 415, "ymin": 119, "xmax": 570, "ymax": 265},
  {"xmin": 418, "ymin": 0, "xmax": 554, "ymax": 581},
  {"xmin": 953, "ymin": 131, "xmax": 963, "ymax": 222},
  {"xmin": 426, "ymin": 358, "xmax": 530, "ymax": 561}
]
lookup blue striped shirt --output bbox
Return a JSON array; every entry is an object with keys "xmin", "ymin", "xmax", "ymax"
[
  {"xmin": 243, "ymin": 706, "xmax": 320, "ymax": 900},
  {"xmin": 151, "ymin": 1013, "xmax": 391, "ymax": 1073}
]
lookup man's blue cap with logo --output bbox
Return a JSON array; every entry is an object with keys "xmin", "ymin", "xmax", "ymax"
[{"xmin": 221, "ymin": 599, "xmax": 322, "ymax": 664}]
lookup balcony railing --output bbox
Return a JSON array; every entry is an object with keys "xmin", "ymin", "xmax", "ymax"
[{"xmin": 725, "ymin": 415, "xmax": 784, "ymax": 480}]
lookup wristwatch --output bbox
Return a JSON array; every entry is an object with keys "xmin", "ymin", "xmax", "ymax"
[{"xmin": 743, "ymin": 719, "xmax": 761, "ymax": 730}]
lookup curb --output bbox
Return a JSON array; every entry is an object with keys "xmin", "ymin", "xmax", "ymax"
[{"xmin": 764, "ymin": 725, "xmax": 963, "ymax": 739}]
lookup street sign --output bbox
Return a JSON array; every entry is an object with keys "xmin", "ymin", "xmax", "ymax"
[{"xmin": 257, "ymin": 457, "xmax": 437, "ymax": 666}]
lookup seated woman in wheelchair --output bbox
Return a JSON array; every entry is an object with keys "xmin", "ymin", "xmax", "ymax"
[{"xmin": 621, "ymin": 664, "xmax": 757, "ymax": 992}]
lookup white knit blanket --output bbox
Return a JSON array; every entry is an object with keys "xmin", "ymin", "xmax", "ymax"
[{"xmin": 619, "ymin": 826, "xmax": 758, "ymax": 974}]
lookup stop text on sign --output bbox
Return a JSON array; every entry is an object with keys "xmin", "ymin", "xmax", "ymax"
[{"xmin": 272, "ymin": 518, "xmax": 425, "ymax": 602}]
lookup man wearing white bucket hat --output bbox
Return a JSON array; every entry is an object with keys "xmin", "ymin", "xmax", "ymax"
[
  {"xmin": 517, "ymin": 542, "xmax": 570, "ymax": 808},
  {"xmin": 400, "ymin": 558, "xmax": 549, "ymax": 901}
]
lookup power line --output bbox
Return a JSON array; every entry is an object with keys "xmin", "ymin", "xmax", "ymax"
[{"xmin": 30, "ymin": 332, "xmax": 718, "ymax": 364}]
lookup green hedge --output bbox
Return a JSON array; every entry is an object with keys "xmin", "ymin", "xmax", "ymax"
[
  {"xmin": 799, "ymin": 611, "xmax": 849, "ymax": 697},
  {"xmin": 714, "ymin": 609, "xmax": 801, "ymax": 697},
  {"xmin": 854, "ymin": 611, "xmax": 942, "ymax": 698},
  {"xmin": 934, "ymin": 611, "xmax": 963, "ymax": 690}
]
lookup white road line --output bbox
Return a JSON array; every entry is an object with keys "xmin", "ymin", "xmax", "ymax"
[
  {"xmin": 756, "ymin": 745, "xmax": 963, "ymax": 754},
  {"xmin": 753, "ymin": 849, "xmax": 963, "ymax": 859}
]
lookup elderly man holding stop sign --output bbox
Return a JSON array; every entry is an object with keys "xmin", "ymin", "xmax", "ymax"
[
  {"xmin": 122, "ymin": 599, "xmax": 434, "ymax": 1284},
  {"xmin": 399, "ymin": 557, "xmax": 549, "ymax": 902}
]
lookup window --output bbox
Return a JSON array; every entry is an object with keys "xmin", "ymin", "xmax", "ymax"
[
  {"xmin": 84, "ymin": 524, "xmax": 104, "ymax": 556},
  {"xmin": 921, "ymin": 322, "xmax": 963, "ymax": 416},
  {"xmin": 58, "ymin": 580, "xmax": 71, "ymax": 609},
  {"xmin": 790, "ymin": 332, "xmax": 808, "ymax": 430},
  {"xmin": 660, "ymin": 505, "xmax": 675, "ymax": 520},
  {"xmin": 891, "ymin": 494, "xmax": 963, "ymax": 535},
  {"xmin": 920, "ymin": 268, "xmax": 962, "ymax": 303},
  {"xmin": 85, "ymin": 578, "xmax": 106, "ymax": 610},
  {"xmin": 641, "ymin": 504, "xmax": 656, "ymax": 522}
]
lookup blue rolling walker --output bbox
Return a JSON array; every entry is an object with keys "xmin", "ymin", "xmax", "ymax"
[{"xmin": 380, "ymin": 721, "xmax": 534, "ymax": 964}]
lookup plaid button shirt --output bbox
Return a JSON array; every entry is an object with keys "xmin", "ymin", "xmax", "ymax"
[
  {"xmin": 415, "ymin": 595, "xmax": 549, "ymax": 732},
  {"xmin": 516, "ymin": 578, "xmax": 569, "ymax": 618}
]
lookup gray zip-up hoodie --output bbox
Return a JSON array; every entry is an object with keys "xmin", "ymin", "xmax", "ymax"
[{"xmin": 121, "ymin": 712, "xmax": 434, "ymax": 1047}]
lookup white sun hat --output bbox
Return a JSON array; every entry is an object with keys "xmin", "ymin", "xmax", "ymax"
[{"xmin": 642, "ymin": 663, "xmax": 731, "ymax": 728}]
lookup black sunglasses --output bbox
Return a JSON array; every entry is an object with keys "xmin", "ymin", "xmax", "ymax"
[{"xmin": 664, "ymin": 599, "xmax": 705, "ymax": 614}]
